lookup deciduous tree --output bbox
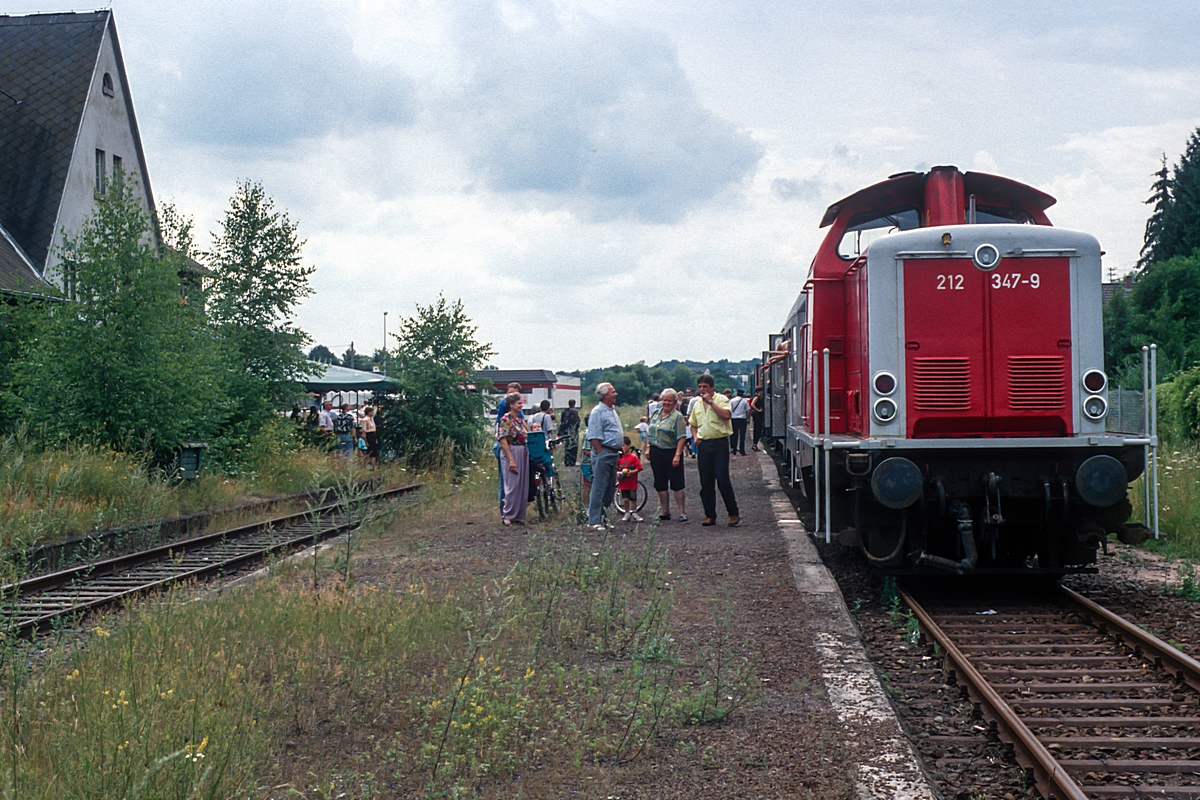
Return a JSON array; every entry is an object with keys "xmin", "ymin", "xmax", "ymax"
[
  {"xmin": 205, "ymin": 181, "xmax": 315, "ymax": 436},
  {"xmin": 5, "ymin": 177, "xmax": 225, "ymax": 456}
]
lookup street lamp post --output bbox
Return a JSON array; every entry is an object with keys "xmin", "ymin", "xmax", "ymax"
[{"xmin": 383, "ymin": 311, "xmax": 388, "ymax": 377}]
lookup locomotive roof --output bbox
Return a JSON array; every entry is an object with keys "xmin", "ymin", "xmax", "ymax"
[{"xmin": 819, "ymin": 167, "xmax": 1056, "ymax": 228}]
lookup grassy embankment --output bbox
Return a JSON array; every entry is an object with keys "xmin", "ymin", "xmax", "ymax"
[
  {"xmin": 0, "ymin": 419, "xmax": 411, "ymax": 556},
  {"xmin": 0, "ymin": 445, "xmax": 758, "ymax": 799},
  {"xmin": 1132, "ymin": 441, "xmax": 1200, "ymax": 559}
]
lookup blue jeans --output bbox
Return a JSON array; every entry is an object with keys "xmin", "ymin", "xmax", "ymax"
[
  {"xmin": 337, "ymin": 433, "xmax": 354, "ymax": 460},
  {"xmin": 588, "ymin": 447, "xmax": 619, "ymax": 525}
]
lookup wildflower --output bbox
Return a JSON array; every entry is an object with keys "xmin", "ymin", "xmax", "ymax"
[{"xmin": 93, "ymin": 626, "xmax": 110, "ymax": 638}]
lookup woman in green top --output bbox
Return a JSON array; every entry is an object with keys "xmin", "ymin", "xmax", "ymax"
[{"xmin": 647, "ymin": 388, "xmax": 689, "ymax": 521}]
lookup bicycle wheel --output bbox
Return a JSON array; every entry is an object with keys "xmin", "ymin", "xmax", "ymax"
[
  {"xmin": 547, "ymin": 474, "xmax": 562, "ymax": 514},
  {"xmin": 535, "ymin": 475, "xmax": 548, "ymax": 519},
  {"xmin": 636, "ymin": 480, "xmax": 649, "ymax": 512}
]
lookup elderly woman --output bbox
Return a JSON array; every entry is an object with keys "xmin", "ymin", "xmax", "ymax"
[
  {"xmin": 496, "ymin": 392, "xmax": 530, "ymax": 526},
  {"xmin": 646, "ymin": 388, "xmax": 688, "ymax": 521}
]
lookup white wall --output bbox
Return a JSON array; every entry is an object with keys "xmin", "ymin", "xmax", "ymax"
[{"xmin": 44, "ymin": 20, "xmax": 155, "ymax": 286}]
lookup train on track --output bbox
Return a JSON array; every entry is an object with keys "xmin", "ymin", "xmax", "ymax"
[{"xmin": 759, "ymin": 166, "xmax": 1154, "ymax": 574}]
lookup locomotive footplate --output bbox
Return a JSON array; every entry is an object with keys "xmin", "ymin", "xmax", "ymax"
[{"xmin": 812, "ymin": 442, "xmax": 1146, "ymax": 573}]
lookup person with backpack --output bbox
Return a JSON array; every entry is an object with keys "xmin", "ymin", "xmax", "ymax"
[
  {"xmin": 333, "ymin": 402, "xmax": 358, "ymax": 461},
  {"xmin": 560, "ymin": 399, "xmax": 581, "ymax": 466}
]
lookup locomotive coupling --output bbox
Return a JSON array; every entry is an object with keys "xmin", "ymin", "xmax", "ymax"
[{"xmin": 869, "ymin": 457, "xmax": 923, "ymax": 509}]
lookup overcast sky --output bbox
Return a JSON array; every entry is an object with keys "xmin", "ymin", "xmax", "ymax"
[{"xmin": 13, "ymin": 1, "xmax": 1200, "ymax": 370}]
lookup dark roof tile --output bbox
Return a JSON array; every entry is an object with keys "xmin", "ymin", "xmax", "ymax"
[{"xmin": 0, "ymin": 12, "xmax": 108, "ymax": 273}]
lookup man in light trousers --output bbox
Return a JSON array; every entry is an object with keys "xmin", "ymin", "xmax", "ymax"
[{"xmin": 587, "ymin": 382, "xmax": 624, "ymax": 529}]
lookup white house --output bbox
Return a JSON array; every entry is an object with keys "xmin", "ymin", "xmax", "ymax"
[{"xmin": 0, "ymin": 11, "xmax": 157, "ymax": 296}]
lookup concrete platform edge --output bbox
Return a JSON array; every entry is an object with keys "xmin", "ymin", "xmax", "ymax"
[{"xmin": 757, "ymin": 453, "xmax": 938, "ymax": 800}]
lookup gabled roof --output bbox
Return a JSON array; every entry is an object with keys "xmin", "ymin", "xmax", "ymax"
[
  {"xmin": 0, "ymin": 11, "xmax": 139, "ymax": 273},
  {"xmin": 0, "ymin": 221, "xmax": 46, "ymax": 294}
]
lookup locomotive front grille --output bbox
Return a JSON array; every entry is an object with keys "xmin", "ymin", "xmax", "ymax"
[
  {"xmin": 1007, "ymin": 355, "xmax": 1067, "ymax": 409},
  {"xmin": 912, "ymin": 357, "xmax": 971, "ymax": 411}
]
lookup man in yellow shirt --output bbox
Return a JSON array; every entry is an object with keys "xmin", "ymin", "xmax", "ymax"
[{"xmin": 688, "ymin": 374, "xmax": 740, "ymax": 526}]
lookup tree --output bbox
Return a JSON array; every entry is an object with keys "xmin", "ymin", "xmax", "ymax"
[
  {"xmin": 669, "ymin": 364, "xmax": 697, "ymax": 391},
  {"xmin": 1104, "ymin": 250, "xmax": 1200, "ymax": 383},
  {"xmin": 341, "ymin": 347, "xmax": 372, "ymax": 371},
  {"xmin": 205, "ymin": 181, "xmax": 315, "ymax": 436},
  {"xmin": 4, "ymin": 176, "xmax": 225, "ymax": 457},
  {"xmin": 1139, "ymin": 155, "xmax": 1172, "ymax": 269},
  {"xmin": 378, "ymin": 296, "xmax": 494, "ymax": 467},
  {"xmin": 308, "ymin": 344, "xmax": 339, "ymax": 365}
]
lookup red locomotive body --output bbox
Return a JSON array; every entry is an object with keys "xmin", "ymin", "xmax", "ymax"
[{"xmin": 764, "ymin": 166, "xmax": 1148, "ymax": 573}]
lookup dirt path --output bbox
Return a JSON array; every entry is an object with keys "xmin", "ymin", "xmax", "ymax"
[{"xmin": 342, "ymin": 449, "xmax": 860, "ymax": 798}]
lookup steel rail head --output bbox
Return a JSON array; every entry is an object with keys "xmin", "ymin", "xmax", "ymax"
[
  {"xmin": 5, "ymin": 483, "xmax": 422, "ymax": 637},
  {"xmin": 898, "ymin": 587, "xmax": 1089, "ymax": 800},
  {"xmin": 1060, "ymin": 584, "xmax": 1200, "ymax": 693}
]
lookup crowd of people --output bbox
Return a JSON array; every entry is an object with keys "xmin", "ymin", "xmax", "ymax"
[
  {"xmin": 509, "ymin": 375, "xmax": 765, "ymax": 530},
  {"xmin": 290, "ymin": 398, "xmax": 381, "ymax": 467}
]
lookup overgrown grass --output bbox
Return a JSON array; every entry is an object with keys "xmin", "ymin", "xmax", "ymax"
[
  {"xmin": 0, "ymin": 419, "xmax": 410, "ymax": 553},
  {"xmin": 0, "ymin": 456, "xmax": 759, "ymax": 799},
  {"xmin": 1133, "ymin": 441, "xmax": 1200, "ymax": 558}
]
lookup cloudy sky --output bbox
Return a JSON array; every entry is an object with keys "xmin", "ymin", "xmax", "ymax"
[{"xmin": 13, "ymin": 1, "xmax": 1200, "ymax": 370}]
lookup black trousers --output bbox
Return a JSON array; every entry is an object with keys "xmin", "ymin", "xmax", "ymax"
[
  {"xmin": 697, "ymin": 438, "xmax": 738, "ymax": 520},
  {"xmin": 752, "ymin": 414, "xmax": 764, "ymax": 447},
  {"xmin": 730, "ymin": 419, "xmax": 748, "ymax": 454}
]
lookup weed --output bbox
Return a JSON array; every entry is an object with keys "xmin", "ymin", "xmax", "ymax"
[{"xmin": 1175, "ymin": 562, "xmax": 1200, "ymax": 602}]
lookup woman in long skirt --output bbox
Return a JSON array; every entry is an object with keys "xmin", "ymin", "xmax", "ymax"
[{"xmin": 497, "ymin": 391, "xmax": 530, "ymax": 526}]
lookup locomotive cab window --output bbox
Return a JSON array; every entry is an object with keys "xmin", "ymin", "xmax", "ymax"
[
  {"xmin": 837, "ymin": 207, "xmax": 920, "ymax": 259},
  {"xmin": 970, "ymin": 206, "xmax": 1035, "ymax": 225}
]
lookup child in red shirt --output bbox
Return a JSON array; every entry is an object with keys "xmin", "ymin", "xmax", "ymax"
[{"xmin": 617, "ymin": 436, "xmax": 644, "ymax": 522}]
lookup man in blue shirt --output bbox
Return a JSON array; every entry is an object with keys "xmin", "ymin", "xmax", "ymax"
[{"xmin": 587, "ymin": 382, "xmax": 624, "ymax": 528}]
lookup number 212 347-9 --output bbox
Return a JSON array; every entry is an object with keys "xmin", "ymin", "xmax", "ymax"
[{"xmin": 935, "ymin": 273, "xmax": 1040, "ymax": 290}]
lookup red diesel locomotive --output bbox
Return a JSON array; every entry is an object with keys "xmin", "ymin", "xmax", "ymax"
[{"xmin": 762, "ymin": 166, "xmax": 1150, "ymax": 573}]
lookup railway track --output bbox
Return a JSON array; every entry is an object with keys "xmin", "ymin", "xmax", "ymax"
[
  {"xmin": 2, "ymin": 483, "xmax": 421, "ymax": 637},
  {"xmin": 901, "ymin": 583, "xmax": 1200, "ymax": 799}
]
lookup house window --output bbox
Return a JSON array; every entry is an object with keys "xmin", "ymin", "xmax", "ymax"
[
  {"xmin": 102, "ymin": 72, "xmax": 114, "ymax": 97},
  {"xmin": 112, "ymin": 155, "xmax": 123, "ymax": 185},
  {"xmin": 95, "ymin": 149, "xmax": 106, "ymax": 195}
]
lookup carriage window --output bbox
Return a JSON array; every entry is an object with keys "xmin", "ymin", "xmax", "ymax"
[{"xmin": 837, "ymin": 207, "xmax": 920, "ymax": 259}]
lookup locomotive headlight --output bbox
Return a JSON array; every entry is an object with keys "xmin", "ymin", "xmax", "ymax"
[
  {"xmin": 1083, "ymin": 395, "xmax": 1108, "ymax": 420},
  {"xmin": 1082, "ymin": 369, "xmax": 1107, "ymax": 393},
  {"xmin": 872, "ymin": 371, "xmax": 897, "ymax": 396},
  {"xmin": 873, "ymin": 397, "xmax": 897, "ymax": 423},
  {"xmin": 973, "ymin": 243, "xmax": 1001, "ymax": 271},
  {"xmin": 870, "ymin": 457, "xmax": 924, "ymax": 509}
]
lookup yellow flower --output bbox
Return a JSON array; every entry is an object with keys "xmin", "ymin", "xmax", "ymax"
[{"xmin": 93, "ymin": 626, "xmax": 110, "ymax": 638}]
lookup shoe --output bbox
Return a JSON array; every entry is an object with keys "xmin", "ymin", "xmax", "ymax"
[
  {"xmin": 591, "ymin": 524, "xmax": 607, "ymax": 531},
  {"xmin": 701, "ymin": 518, "xmax": 715, "ymax": 526},
  {"xmin": 658, "ymin": 514, "xmax": 672, "ymax": 521},
  {"xmin": 728, "ymin": 515, "xmax": 740, "ymax": 527},
  {"xmin": 752, "ymin": 446, "xmax": 760, "ymax": 452},
  {"xmin": 679, "ymin": 514, "xmax": 688, "ymax": 522},
  {"xmin": 621, "ymin": 511, "xmax": 632, "ymax": 522},
  {"xmin": 631, "ymin": 513, "xmax": 643, "ymax": 522},
  {"xmin": 502, "ymin": 520, "xmax": 513, "ymax": 527}
]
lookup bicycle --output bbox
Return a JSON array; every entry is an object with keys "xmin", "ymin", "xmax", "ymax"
[{"xmin": 529, "ymin": 432, "xmax": 566, "ymax": 520}]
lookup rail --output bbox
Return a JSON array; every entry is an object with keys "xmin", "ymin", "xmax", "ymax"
[
  {"xmin": 900, "ymin": 584, "xmax": 1200, "ymax": 799},
  {"xmin": 2, "ymin": 483, "xmax": 422, "ymax": 637}
]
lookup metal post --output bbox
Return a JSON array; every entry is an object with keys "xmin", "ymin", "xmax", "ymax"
[
  {"xmin": 1142, "ymin": 346, "xmax": 1150, "ymax": 526},
  {"xmin": 823, "ymin": 347, "xmax": 832, "ymax": 545},
  {"xmin": 383, "ymin": 311, "xmax": 388, "ymax": 376},
  {"xmin": 1115, "ymin": 386, "xmax": 1121, "ymax": 431},
  {"xmin": 1151, "ymin": 344, "xmax": 1159, "ymax": 539},
  {"xmin": 812, "ymin": 350, "xmax": 820, "ymax": 536}
]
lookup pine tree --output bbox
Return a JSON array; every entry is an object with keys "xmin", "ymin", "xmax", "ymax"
[
  {"xmin": 1165, "ymin": 128, "xmax": 1200, "ymax": 262},
  {"xmin": 1139, "ymin": 154, "xmax": 1171, "ymax": 269}
]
